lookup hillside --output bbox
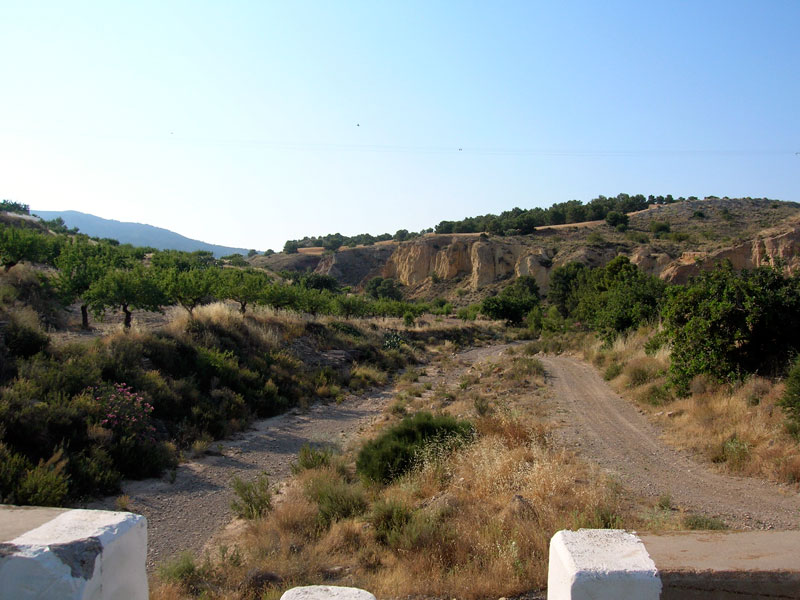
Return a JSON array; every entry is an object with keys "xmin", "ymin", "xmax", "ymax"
[
  {"xmin": 33, "ymin": 210, "xmax": 253, "ymax": 257},
  {"xmin": 255, "ymin": 198, "xmax": 800, "ymax": 300}
]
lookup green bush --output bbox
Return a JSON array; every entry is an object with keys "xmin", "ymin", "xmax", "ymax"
[
  {"xmin": 456, "ymin": 304, "xmax": 480, "ymax": 321},
  {"xmin": 370, "ymin": 499, "xmax": 413, "ymax": 545},
  {"xmin": 356, "ymin": 412, "xmax": 473, "ymax": 483},
  {"xmin": 16, "ymin": 450, "xmax": 70, "ymax": 507},
  {"xmin": 291, "ymin": 444, "xmax": 333, "ymax": 474},
  {"xmin": 721, "ymin": 435, "xmax": 750, "ymax": 470},
  {"xmin": 603, "ymin": 363, "xmax": 623, "ymax": 381},
  {"xmin": 781, "ymin": 356, "xmax": 800, "ymax": 425},
  {"xmin": 481, "ymin": 276, "xmax": 540, "ymax": 325},
  {"xmin": 650, "ymin": 221, "xmax": 671, "ymax": 235},
  {"xmin": 663, "ymin": 263, "xmax": 800, "ymax": 394},
  {"xmin": 305, "ymin": 473, "xmax": 367, "ymax": 529},
  {"xmin": 683, "ymin": 513, "xmax": 727, "ymax": 530},
  {"xmin": 230, "ymin": 472, "xmax": 272, "ymax": 519},
  {"xmin": 3, "ymin": 320, "xmax": 49, "ymax": 358}
]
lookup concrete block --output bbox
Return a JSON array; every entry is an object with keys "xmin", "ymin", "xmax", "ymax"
[
  {"xmin": 547, "ymin": 529, "xmax": 661, "ymax": 600},
  {"xmin": 0, "ymin": 506, "xmax": 147, "ymax": 600},
  {"xmin": 281, "ymin": 585, "xmax": 377, "ymax": 600}
]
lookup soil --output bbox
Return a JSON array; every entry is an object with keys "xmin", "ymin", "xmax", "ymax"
[
  {"xmin": 541, "ymin": 355, "xmax": 800, "ymax": 530},
  {"xmin": 84, "ymin": 342, "xmax": 516, "ymax": 571}
]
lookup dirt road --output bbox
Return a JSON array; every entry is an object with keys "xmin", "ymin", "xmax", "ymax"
[
  {"xmin": 86, "ymin": 342, "xmax": 515, "ymax": 570},
  {"xmin": 541, "ymin": 355, "xmax": 800, "ymax": 530}
]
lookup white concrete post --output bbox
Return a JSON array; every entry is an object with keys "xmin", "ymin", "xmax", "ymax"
[
  {"xmin": 0, "ymin": 507, "xmax": 147, "ymax": 600},
  {"xmin": 547, "ymin": 529, "xmax": 661, "ymax": 600}
]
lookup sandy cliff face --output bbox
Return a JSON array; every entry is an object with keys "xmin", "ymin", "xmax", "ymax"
[
  {"xmin": 273, "ymin": 213, "xmax": 800, "ymax": 296},
  {"xmin": 659, "ymin": 223, "xmax": 800, "ymax": 284},
  {"xmin": 381, "ymin": 235, "xmax": 559, "ymax": 292}
]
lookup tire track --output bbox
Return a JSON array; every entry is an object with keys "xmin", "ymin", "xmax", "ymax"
[{"xmin": 541, "ymin": 355, "xmax": 800, "ymax": 530}]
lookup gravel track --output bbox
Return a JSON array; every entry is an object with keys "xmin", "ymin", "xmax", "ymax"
[
  {"xmin": 86, "ymin": 342, "xmax": 516, "ymax": 571},
  {"xmin": 541, "ymin": 355, "xmax": 800, "ymax": 530}
]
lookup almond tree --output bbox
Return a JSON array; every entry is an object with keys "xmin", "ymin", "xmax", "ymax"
[
  {"xmin": 55, "ymin": 239, "xmax": 112, "ymax": 329},
  {"xmin": 86, "ymin": 266, "xmax": 166, "ymax": 329}
]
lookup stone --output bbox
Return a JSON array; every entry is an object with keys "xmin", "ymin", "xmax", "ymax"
[{"xmin": 281, "ymin": 585, "xmax": 376, "ymax": 600}]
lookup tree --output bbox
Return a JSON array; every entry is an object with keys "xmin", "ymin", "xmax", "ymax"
[
  {"xmin": 299, "ymin": 272, "xmax": 339, "ymax": 292},
  {"xmin": 283, "ymin": 240, "xmax": 300, "ymax": 254},
  {"xmin": 573, "ymin": 256, "xmax": 665, "ymax": 339},
  {"xmin": 0, "ymin": 200, "xmax": 30, "ymax": 215},
  {"xmin": 547, "ymin": 262, "xmax": 587, "ymax": 317},
  {"xmin": 0, "ymin": 226, "xmax": 50, "ymax": 271},
  {"xmin": 150, "ymin": 249, "xmax": 216, "ymax": 272},
  {"xmin": 55, "ymin": 239, "xmax": 113, "ymax": 329},
  {"xmin": 162, "ymin": 268, "xmax": 219, "ymax": 316},
  {"xmin": 365, "ymin": 277, "xmax": 403, "ymax": 301},
  {"xmin": 662, "ymin": 262, "xmax": 800, "ymax": 394},
  {"xmin": 86, "ymin": 267, "xmax": 166, "ymax": 329},
  {"xmin": 480, "ymin": 275, "xmax": 540, "ymax": 325},
  {"xmin": 217, "ymin": 269, "xmax": 271, "ymax": 314},
  {"xmin": 605, "ymin": 211, "xmax": 629, "ymax": 229}
]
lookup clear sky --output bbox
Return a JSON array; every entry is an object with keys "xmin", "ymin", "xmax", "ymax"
[{"xmin": 2, "ymin": 1, "xmax": 798, "ymax": 252}]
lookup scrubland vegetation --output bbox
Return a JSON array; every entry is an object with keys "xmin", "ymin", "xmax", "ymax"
[
  {"xmin": 4, "ymin": 197, "xmax": 800, "ymax": 598},
  {"xmin": 0, "ymin": 202, "xmax": 496, "ymax": 507},
  {"xmin": 152, "ymin": 350, "xmax": 644, "ymax": 600}
]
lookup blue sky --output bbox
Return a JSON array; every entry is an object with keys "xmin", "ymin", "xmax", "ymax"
[{"xmin": 1, "ymin": 1, "xmax": 798, "ymax": 251}]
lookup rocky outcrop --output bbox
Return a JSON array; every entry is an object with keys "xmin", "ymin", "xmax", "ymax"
[
  {"xmin": 262, "ymin": 211, "xmax": 800, "ymax": 296},
  {"xmin": 659, "ymin": 224, "xmax": 800, "ymax": 284},
  {"xmin": 314, "ymin": 244, "xmax": 397, "ymax": 287},
  {"xmin": 382, "ymin": 235, "xmax": 558, "ymax": 291}
]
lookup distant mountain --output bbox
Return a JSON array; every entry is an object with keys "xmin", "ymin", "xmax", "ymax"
[{"xmin": 33, "ymin": 210, "xmax": 253, "ymax": 257}]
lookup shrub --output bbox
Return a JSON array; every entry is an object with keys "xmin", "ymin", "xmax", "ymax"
[
  {"xmin": 2, "ymin": 310, "xmax": 49, "ymax": 358},
  {"xmin": 639, "ymin": 383, "xmax": 672, "ymax": 406},
  {"xmin": 403, "ymin": 312, "xmax": 415, "ymax": 327},
  {"xmin": 356, "ymin": 412, "xmax": 473, "ymax": 483},
  {"xmin": 683, "ymin": 513, "xmax": 727, "ymax": 530},
  {"xmin": 370, "ymin": 499, "xmax": 413, "ymax": 545},
  {"xmin": 456, "ymin": 304, "xmax": 480, "ymax": 321},
  {"xmin": 304, "ymin": 473, "xmax": 367, "ymax": 528},
  {"xmin": 721, "ymin": 435, "xmax": 750, "ymax": 470},
  {"xmin": 625, "ymin": 361, "xmax": 659, "ymax": 387},
  {"xmin": 230, "ymin": 472, "xmax": 272, "ymax": 519},
  {"xmin": 586, "ymin": 232, "xmax": 606, "ymax": 246},
  {"xmin": 626, "ymin": 231, "xmax": 650, "ymax": 244},
  {"xmin": 650, "ymin": 221, "xmax": 671, "ymax": 235},
  {"xmin": 16, "ymin": 450, "xmax": 70, "ymax": 506},
  {"xmin": 291, "ymin": 444, "xmax": 333, "ymax": 474},
  {"xmin": 474, "ymin": 395, "xmax": 491, "ymax": 416},
  {"xmin": 603, "ymin": 363, "xmax": 623, "ymax": 381},
  {"xmin": 605, "ymin": 211, "xmax": 629, "ymax": 229},
  {"xmin": 157, "ymin": 551, "xmax": 213, "ymax": 593},
  {"xmin": 663, "ymin": 263, "xmax": 800, "ymax": 394},
  {"xmin": 781, "ymin": 356, "xmax": 800, "ymax": 424},
  {"xmin": 382, "ymin": 332, "xmax": 406, "ymax": 350}
]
